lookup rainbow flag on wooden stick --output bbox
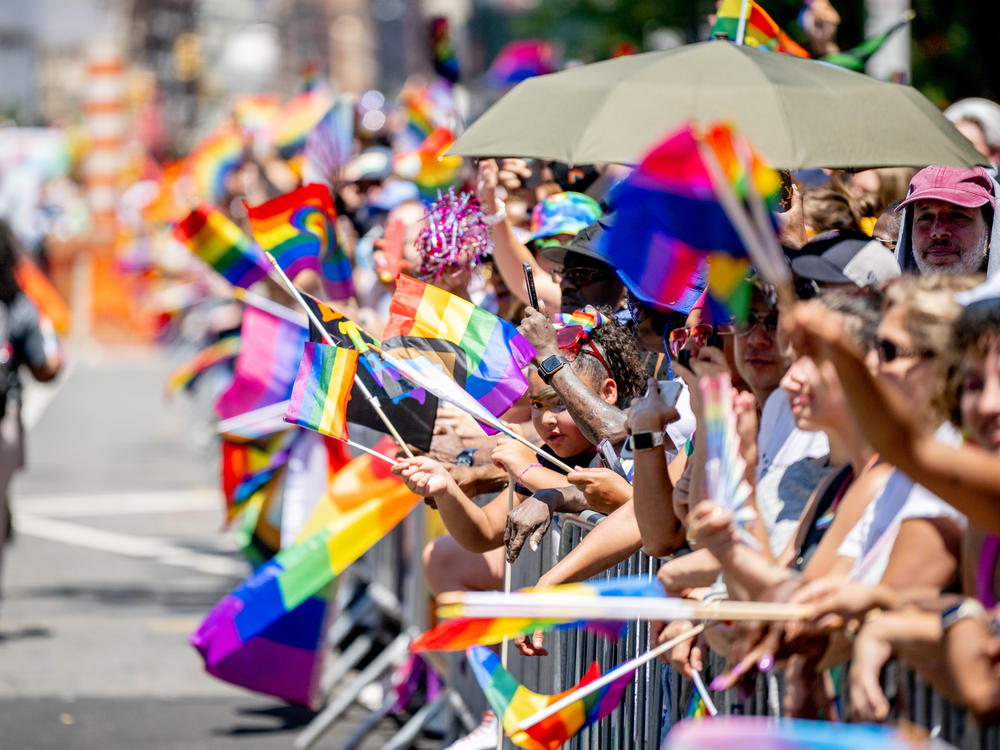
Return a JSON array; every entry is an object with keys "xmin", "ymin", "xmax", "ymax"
[
  {"xmin": 382, "ymin": 274, "xmax": 535, "ymax": 422},
  {"xmin": 246, "ymin": 183, "xmax": 355, "ymax": 300},
  {"xmin": 175, "ymin": 206, "xmax": 273, "ymax": 289},
  {"xmin": 284, "ymin": 343, "xmax": 358, "ymax": 440},
  {"xmin": 467, "ymin": 645, "xmax": 633, "ymax": 750},
  {"xmin": 710, "ymin": 0, "xmax": 810, "ymax": 57}
]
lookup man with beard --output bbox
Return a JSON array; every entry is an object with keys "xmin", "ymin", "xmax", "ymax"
[{"xmin": 894, "ymin": 166, "xmax": 1000, "ymax": 278}]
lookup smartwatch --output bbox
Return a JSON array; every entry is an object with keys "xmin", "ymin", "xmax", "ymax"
[
  {"xmin": 629, "ymin": 431, "xmax": 665, "ymax": 452},
  {"xmin": 537, "ymin": 354, "xmax": 566, "ymax": 384},
  {"xmin": 455, "ymin": 448, "xmax": 476, "ymax": 467}
]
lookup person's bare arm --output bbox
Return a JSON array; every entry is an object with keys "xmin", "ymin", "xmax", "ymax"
[
  {"xmin": 656, "ymin": 548, "xmax": 723, "ymax": 595},
  {"xmin": 477, "ymin": 159, "xmax": 560, "ymax": 310},
  {"xmin": 629, "ymin": 379, "xmax": 686, "ymax": 557},
  {"xmin": 519, "ymin": 305, "xmax": 629, "ymax": 446},
  {"xmin": 880, "ymin": 516, "xmax": 962, "ymax": 592},
  {"xmin": 536, "ymin": 501, "xmax": 643, "ymax": 586},
  {"xmin": 791, "ymin": 302, "xmax": 1000, "ymax": 532}
]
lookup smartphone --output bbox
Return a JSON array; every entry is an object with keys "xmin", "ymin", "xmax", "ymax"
[
  {"xmin": 654, "ymin": 379, "xmax": 684, "ymax": 408},
  {"xmin": 523, "ymin": 262, "xmax": 540, "ymax": 310},
  {"xmin": 597, "ymin": 438, "xmax": 627, "ymax": 478},
  {"xmin": 676, "ymin": 331, "xmax": 723, "ymax": 369}
]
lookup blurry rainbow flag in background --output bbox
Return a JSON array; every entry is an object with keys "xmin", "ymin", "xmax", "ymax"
[
  {"xmin": 393, "ymin": 126, "xmax": 464, "ymax": 198},
  {"xmin": 487, "ymin": 39, "xmax": 560, "ymax": 86},
  {"xmin": 166, "ymin": 335, "xmax": 241, "ymax": 395},
  {"xmin": 710, "ymin": 0, "xmax": 810, "ymax": 57},
  {"xmin": 174, "ymin": 205, "xmax": 273, "ymax": 289},
  {"xmin": 467, "ymin": 645, "xmax": 634, "ymax": 750},
  {"xmin": 382, "ymin": 274, "xmax": 535, "ymax": 422},
  {"xmin": 284, "ymin": 343, "xmax": 359, "ymax": 440},
  {"xmin": 246, "ymin": 183, "xmax": 355, "ymax": 300},
  {"xmin": 221, "ymin": 430, "xmax": 298, "ymax": 522},
  {"xmin": 181, "ymin": 125, "xmax": 244, "ymax": 203},
  {"xmin": 272, "ymin": 86, "xmax": 335, "ymax": 158}
]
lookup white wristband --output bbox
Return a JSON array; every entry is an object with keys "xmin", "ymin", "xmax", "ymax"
[{"xmin": 482, "ymin": 200, "xmax": 507, "ymax": 226}]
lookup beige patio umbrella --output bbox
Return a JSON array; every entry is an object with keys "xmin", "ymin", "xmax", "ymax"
[{"xmin": 450, "ymin": 41, "xmax": 984, "ymax": 170}]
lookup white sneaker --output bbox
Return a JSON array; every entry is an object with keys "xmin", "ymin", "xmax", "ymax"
[{"xmin": 442, "ymin": 710, "xmax": 499, "ymax": 750}]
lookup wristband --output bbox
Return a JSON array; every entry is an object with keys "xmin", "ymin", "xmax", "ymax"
[
  {"xmin": 482, "ymin": 200, "xmax": 507, "ymax": 226},
  {"xmin": 455, "ymin": 448, "xmax": 476, "ymax": 467},
  {"xmin": 942, "ymin": 598, "xmax": 988, "ymax": 632},
  {"xmin": 517, "ymin": 462, "xmax": 542, "ymax": 484},
  {"xmin": 629, "ymin": 431, "xmax": 665, "ymax": 452}
]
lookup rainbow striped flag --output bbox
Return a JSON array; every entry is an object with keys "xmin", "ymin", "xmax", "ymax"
[
  {"xmin": 305, "ymin": 95, "xmax": 354, "ymax": 179},
  {"xmin": 553, "ymin": 306, "xmax": 609, "ymax": 335},
  {"xmin": 487, "ymin": 39, "xmax": 560, "ymax": 86},
  {"xmin": 221, "ymin": 430, "xmax": 298, "ymax": 522},
  {"xmin": 214, "ymin": 306, "xmax": 309, "ymax": 420},
  {"xmin": 284, "ymin": 343, "xmax": 358, "ymax": 440},
  {"xmin": 233, "ymin": 93, "xmax": 280, "ymax": 137},
  {"xmin": 431, "ymin": 16, "xmax": 460, "ymax": 83},
  {"xmin": 182, "ymin": 126, "xmax": 245, "ymax": 203},
  {"xmin": 397, "ymin": 79, "xmax": 457, "ymax": 149},
  {"xmin": 602, "ymin": 122, "xmax": 779, "ymax": 320},
  {"xmin": 467, "ymin": 645, "xmax": 633, "ymax": 750},
  {"xmin": 684, "ymin": 692, "xmax": 708, "ymax": 720},
  {"xmin": 411, "ymin": 577, "xmax": 663, "ymax": 652},
  {"xmin": 191, "ymin": 457, "xmax": 419, "ymax": 705},
  {"xmin": 382, "ymin": 274, "xmax": 535, "ymax": 422},
  {"xmin": 246, "ymin": 183, "xmax": 355, "ymax": 300},
  {"xmin": 174, "ymin": 206, "xmax": 273, "ymax": 289},
  {"xmin": 166, "ymin": 335, "xmax": 241, "ymax": 394},
  {"xmin": 710, "ymin": 0, "xmax": 810, "ymax": 57},
  {"xmin": 272, "ymin": 86, "xmax": 335, "ymax": 158},
  {"xmin": 393, "ymin": 126, "xmax": 464, "ymax": 199}
]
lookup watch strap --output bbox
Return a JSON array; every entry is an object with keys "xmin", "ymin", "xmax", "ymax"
[{"xmin": 629, "ymin": 430, "xmax": 665, "ymax": 452}]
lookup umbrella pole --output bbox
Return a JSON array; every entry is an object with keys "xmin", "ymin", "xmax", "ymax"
[{"xmin": 735, "ymin": 0, "xmax": 750, "ymax": 45}]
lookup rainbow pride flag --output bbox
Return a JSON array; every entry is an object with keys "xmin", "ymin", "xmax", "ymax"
[
  {"xmin": 487, "ymin": 40, "xmax": 560, "ymax": 86},
  {"xmin": 467, "ymin": 645, "xmax": 633, "ymax": 750},
  {"xmin": 246, "ymin": 183, "xmax": 355, "ymax": 300},
  {"xmin": 431, "ymin": 16, "xmax": 460, "ymax": 83},
  {"xmin": 710, "ymin": 0, "xmax": 811, "ymax": 57},
  {"xmin": 553, "ymin": 306, "xmax": 609, "ymax": 335},
  {"xmin": 233, "ymin": 94, "xmax": 280, "ymax": 137},
  {"xmin": 166, "ymin": 335, "xmax": 241, "ymax": 395},
  {"xmin": 411, "ymin": 577, "xmax": 663, "ymax": 652},
  {"xmin": 174, "ymin": 205, "xmax": 272, "ymax": 289},
  {"xmin": 221, "ymin": 430, "xmax": 298, "ymax": 522},
  {"xmin": 393, "ymin": 126, "xmax": 464, "ymax": 198},
  {"xmin": 382, "ymin": 274, "xmax": 535, "ymax": 422},
  {"xmin": 284, "ymin": 343, "xmax": 358, "ymax": 440},
  {"xmin": 602, "ymin": 122, "xmax": 779, "ymax": 319},
  {"xmin": 182, "ymin": 126, "xmax": 244, "ymax": 203},
  {"xmin": 397, "ymin": 79, "xmax": 457, "ymax": 149},
  {"xmin": 215, "ymin": 306, "xmax": 309, "ymax": 420},
  {"xmin": 272, "ymin": 86, "xmax": 335, "ymax": 158},
  {"xmin": 191, "ymin": 463, "xmax": 419, "ymax": 704}
]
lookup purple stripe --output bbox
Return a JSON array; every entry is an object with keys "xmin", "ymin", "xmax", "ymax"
[{"xmin": 205, "ymin": 636, "xmax": 320, "ymax": 706}]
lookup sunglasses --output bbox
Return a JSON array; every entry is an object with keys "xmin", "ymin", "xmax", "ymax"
[
  {"xmin": 734, "ymin": 311, "xmax": 780, "ymax": 336},
  {"xmin": 667, "ymin": 324, "xmax": 716, "ymax": 357},
  {"xmin": 561, "ymin": 266, "xmax": 615, "ymax": 287},
  {"xmin": 875, "ymin": 337, "xmax": 934, "ymax": 363},
  {"xmin": 557, "ymin": 325, "xmax": 613, "ymax": 381}
]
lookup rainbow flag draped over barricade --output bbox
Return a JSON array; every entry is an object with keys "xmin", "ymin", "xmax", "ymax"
[
  {"xmin": 174, "ymin": 206, "xmax": 272, "ymax": 289},
  {"xmin": 166, "ymin": 335, "xmax": 241, "ymax": 395},
  {"xmin": 467, "ymin": 645, "xmax": 634, "ymax": 750},
  {"xmin": 302, "ymin": 293, "xmax": 438, "ymax": 452},
  {"xmin": 601, "ymin": 122, "xmax": 780, "ymax": 322},
  {"xmin": 382, "ymin": 274, "xmax": 535, "ymax": 422},
  {"xmin": 284, "ymin": 343, "xmax": 359, "ymax": 440},
  {"xmin": 191, "ymin": 454, "xmax": 419, "ymax": 705},
  {"xmin": 710, "ymin": 0, "xmax": 810, "ymax": 58},
  {"xmin": 215, "ymin": 305, "xmax": 309, "ymax": 419},
  {"xmin": 246, "ymin": 183, "xmax": 355, "ymax": 300},
  {"xmin": 411, "ymin": 577, "xmax": 663, "ymax": 652},
  {"xmin": 664, "ymin": 716, "xmax": 918, "ymax": 750}
]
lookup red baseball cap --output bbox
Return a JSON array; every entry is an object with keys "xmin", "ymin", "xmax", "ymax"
[{"xmin": 896, "ymin": 166, "xmax": 996, "ymax": 212}]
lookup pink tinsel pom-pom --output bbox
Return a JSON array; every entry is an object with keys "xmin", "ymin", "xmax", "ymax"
[{"xmin": 415, "ymin": 188, "xmax": 493, "ymax": 281}]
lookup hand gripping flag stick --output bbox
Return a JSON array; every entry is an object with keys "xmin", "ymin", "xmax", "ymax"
[
  {"xmin": 263, "ymin": 251, "xmax": 415, "ymax": 458},
  {"xmin": 516, "ymin": 624, "xmax": 706, "ymax": 732}
]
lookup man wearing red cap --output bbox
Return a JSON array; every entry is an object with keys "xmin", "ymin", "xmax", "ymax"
[{"xmin": 895, "ymin": 166, "xmax": 998, "ymax": 277}]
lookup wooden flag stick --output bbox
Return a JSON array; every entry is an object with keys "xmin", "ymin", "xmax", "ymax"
[
  {"xmin": 516, "ymin": 624, "xmax": 706, "ymax": 731},
  {"xmin": 263, "ymin": 251, "xmax": 415, "ymax": 459},
  {"xmin": 231, "ymin": 287, "xmax": 308, "ymax": 327},
  {"xmin": 339, "ymin": 437, "xmax": 399, "ymax": 466}
]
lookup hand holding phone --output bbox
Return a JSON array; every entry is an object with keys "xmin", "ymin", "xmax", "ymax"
[
  {"xmin": 523, "ymin": 262, "xmax": 540, "ymax": 310},
  {"xmin": 655, "ymin": 379, "xmax": 684, "ymax": 408}
]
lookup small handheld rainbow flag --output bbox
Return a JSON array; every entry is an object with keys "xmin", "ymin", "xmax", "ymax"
[
  {"xmin": 246, "ymin": 183, "xmax": 355, "ymax": 300},
  {"xmin": 467, "ymin": 645, "xmax": 633, "ymax": 750},
  {"xmin": 700, "ymin": 373, "xmax": 752, "ymax": 519},
  {"xmin": 710, "ymin": 0, "xmax": 811, "ymax": 58},
  {"xmin": 284, "ymin": 343, "xmax": 359, "ymax": 440},
  {"xmin": 174, "ymin": 206, "xmax": 273, "ymax": 289},
  {"xmin": 382, "ymin": 274, "xmax": 535, "ymax": 423}
]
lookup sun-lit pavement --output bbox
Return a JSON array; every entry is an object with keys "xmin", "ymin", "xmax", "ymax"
[{"xmin": 0, "ymin": 344, "xmax": 398, "ymax": 749}]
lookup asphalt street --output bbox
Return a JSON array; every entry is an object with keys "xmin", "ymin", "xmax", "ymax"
[{"xmin": 0, "ymin": 345, "xmax": 403, "ymax": 749}]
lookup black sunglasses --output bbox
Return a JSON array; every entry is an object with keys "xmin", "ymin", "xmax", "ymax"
[
  {"xmin": 734, "ymin": 311, "xmax": 780, "ymax": 335},
  {"xmin": 875, "ymin": 338, "xmax": 934, "ymax": 363}
]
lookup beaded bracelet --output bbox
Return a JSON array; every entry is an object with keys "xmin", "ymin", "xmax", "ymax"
[{"xmin": 517, "ymin": 462, "xmax": 542, "ymax": 485}]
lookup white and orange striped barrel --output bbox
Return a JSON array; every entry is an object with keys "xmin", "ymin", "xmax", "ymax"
[{"xmin": 82, "ymin": 41, "xmax": 126, "ymax": 236}]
